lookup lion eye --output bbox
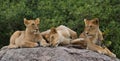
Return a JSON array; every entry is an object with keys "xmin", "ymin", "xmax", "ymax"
[
  {"xmin": 90, "ymin": 26, "xmax": 92, "ymax": 28},
  {"xmin": 51, "ymin": 36, "xmax": 54, "ymax": 39},
  {"xmin": 32, "ymin": 23, "xmax": 35, "ymax": 25}
]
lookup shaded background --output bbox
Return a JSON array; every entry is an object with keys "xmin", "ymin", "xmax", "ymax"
[{"xmin": 0, "ymin": 0, "xmax": 120, "ymax": 58}]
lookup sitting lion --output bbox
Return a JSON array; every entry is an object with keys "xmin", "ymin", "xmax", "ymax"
[
  {"xmin": 8, "ymin": 18, "xmax": 49, "ymax": 48},
  {"xmin": 71, "ymin": 18, "xmax": 103, "ymax": 48}
]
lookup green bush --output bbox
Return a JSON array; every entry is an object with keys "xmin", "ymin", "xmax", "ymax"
[{"xmin": 0, "ymin": 0, "xmax": 120, "ymax": 58}]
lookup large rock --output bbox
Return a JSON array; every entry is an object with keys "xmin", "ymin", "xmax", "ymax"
[{"xmin": 0, "ymin": 46, "xmax": 119, "ymax": 61}]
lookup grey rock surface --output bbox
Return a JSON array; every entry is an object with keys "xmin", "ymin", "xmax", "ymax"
[{"xmin": 0, "ymin": 46, "xmax": 119, "ymax": 61}]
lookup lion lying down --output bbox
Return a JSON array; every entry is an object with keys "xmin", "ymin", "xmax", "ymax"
[{"xmin": 41, "ymin": 25, "xmax": 77, "ymax": 47}]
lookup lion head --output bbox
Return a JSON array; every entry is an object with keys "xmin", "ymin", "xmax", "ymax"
[
  {"xmin": 24, "ymin": 18, "xmax": 40, "ymax": 34},
  {"xmin": 84, "ymin": 18, "xmax": 99, "ymax": 37},
  {"xmin": 48, "ymin": 27, "xmax": 60, "ymax": 47}
]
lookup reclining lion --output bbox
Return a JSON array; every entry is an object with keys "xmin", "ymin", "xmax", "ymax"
[
  {"xmin": 41, "ymin": 25, "xmax": 77, "ymax": 47},
  {"xmin": 8, "ymin": 18, "xmax": 49, "ymax": 48}
]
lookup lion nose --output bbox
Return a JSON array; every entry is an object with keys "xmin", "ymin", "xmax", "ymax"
[
  {"xmin": 86, "ymin": 32, "xmax": 89, "ymax": 34},
  {"xmin": 36, "ymin": 28, "xmax": 39, "ymax": 31}
]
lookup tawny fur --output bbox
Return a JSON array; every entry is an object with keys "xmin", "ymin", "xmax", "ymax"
[
  {"xmin": 71, "ymin": 18, "xmax": 103, "ymax": 48},
  {"xmin": 41, "ymin": 25, "xmax": 77, "ymax": 47},
  {"xmin": 85, "ymin": 35, "xmax": 116, "ymax": 58},
  {"xmin": 8, "ymin": 18, "xmax": 49, "ymax": 48}
]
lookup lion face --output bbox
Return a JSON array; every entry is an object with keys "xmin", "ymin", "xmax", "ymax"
[
  {"xmin": 84, "ymin": 18, "xmax": 99, "ymax": 37},
  {"xmin": 24, "ymin": 18, "xmax": 40, "ymax": 34},
  {"xmin": 49, "ymin": 27, "xmax": 59, "ymax": 47}
]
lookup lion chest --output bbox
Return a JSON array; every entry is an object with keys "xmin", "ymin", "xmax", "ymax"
[
  {"xmin": 29, "ymin": 35, "xmax": 40, "ymax": 42},
  {"xmin": 90, "ymin": 34, "xmax": 99, "ymax": 44}
]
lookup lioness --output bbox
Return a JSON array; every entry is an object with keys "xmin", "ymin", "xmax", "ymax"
[
  {"xmin": 41, "ymin": 25, "xmax": 77, "ymax": 47},
  {"xmin": 71, "ymin": 18, "xmax": 103, "ymax": 48},
  {"xmin": 8, "ymin": 18, "xmax": 49, "ymax": 48}
]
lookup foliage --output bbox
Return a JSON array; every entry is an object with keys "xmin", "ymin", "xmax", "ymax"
[{"xmin": 0, "ymin": 0, "xmax": 120, "ymax": 58}]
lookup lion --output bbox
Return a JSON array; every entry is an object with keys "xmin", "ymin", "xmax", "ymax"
[
  {"xmin": 41, "ymin": 25, "xmax": 77, "ymax": 47},
  {"xmin": 71, "ymin": 18, "xmax": 103, "ymax": 48},
  {"xmin": 8, "ymin": 18, "xmax": 49, "ymax": 48}
]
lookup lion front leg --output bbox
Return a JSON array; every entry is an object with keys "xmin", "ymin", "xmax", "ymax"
[
  {"xmin": 38, "ymin": 34, "xmax": 49, "ymax": 47},
  {"xmin": 21, "ymin": 41, "xmax": 38, "ymax": 48},
  {"xmin": 104, "ymin": 47, "xmax": 116, "ymax": 57},
  {"xmin": 39, "ymin": 39, "xmax": 50, "ymax": 47}
]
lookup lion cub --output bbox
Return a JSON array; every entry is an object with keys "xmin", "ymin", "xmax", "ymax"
[
  {"xmin": 8, "ymin": 18, "xmax": 49, "ymax": 48},
  {"xmin": 85, "ymin": 34, "xmax": 116, "ymax": 57},
  {"xmin": 41, "ymin": 25, "xmax": 77, "ymax": 47},
  {"xmin": 71, "ymin": 18, "xmax": 103, "ymax": 48}
]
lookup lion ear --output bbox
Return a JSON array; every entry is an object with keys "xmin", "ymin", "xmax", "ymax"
[
  {"xmin": 35, "ymin": 18, "xmax": 40, "ymax": 24},
  {"xmin": 84, "ymin": 19, "xmax": 88, "ymax": 26},
  {"xmin": 92, "ymin": 18, "xmax": 99, "ymax": 25},
  {"xmin": 50, "ymin": 27, "xmax": 57, "ymax": 34},
  {"xmin": 24, "ymin": 18, "xmax": 29, "ymax": 25}
]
